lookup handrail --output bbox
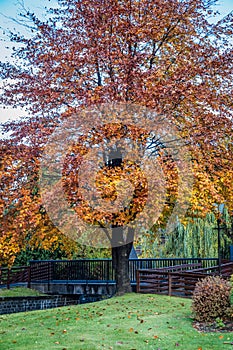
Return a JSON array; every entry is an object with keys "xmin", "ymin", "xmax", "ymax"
[
  {"xmin": 0, "ymin": 266, "xmax": 30, "ymax": 289},
  {"xmin": 0, "ymin": 258, "xmax": 220, "ymax": 289}
]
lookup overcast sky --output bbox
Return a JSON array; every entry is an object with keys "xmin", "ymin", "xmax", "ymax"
[{"xmin": 0, "ymin": 0, "xmax": 232, "ymax": 123}]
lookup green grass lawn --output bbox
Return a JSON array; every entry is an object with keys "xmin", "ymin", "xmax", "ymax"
[
  {"xmin": 0, "ymin": 293, "xmax": 232, "ymax": 350},
  {"xmin": 0, "ymin": 287, "xmax": 45, "ymax": 297}
]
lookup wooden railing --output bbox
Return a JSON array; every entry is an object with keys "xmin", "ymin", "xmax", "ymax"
[
  {"xmin": 128, "ymin": 258, "xmax": 218, "ymax": 282},
  {"xmin": 136, "ymin": 262, "xmax": 233, "ymax": 298},
  {"xmin": 188, "ymin": 262, "xmax": 233, "ymax": 276},
  {"xmin": 136, "ymin": 269, "xmax": 208, "ymax": 297},
  {"xmin": 0, "ymin": 266, "xmax": 31, "ymax": 289}
]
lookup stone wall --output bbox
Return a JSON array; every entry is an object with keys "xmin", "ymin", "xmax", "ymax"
[{"xmin": 0, "ymin": 295, "xmax": 80, "ymax": 315}]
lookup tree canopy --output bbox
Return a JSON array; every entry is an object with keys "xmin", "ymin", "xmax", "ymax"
[{"xmin": 0, "ymin": 0, "xmax": 233, "ymax": 291}]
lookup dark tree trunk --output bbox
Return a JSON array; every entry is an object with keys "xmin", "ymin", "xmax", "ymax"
[
  {"xmin": 112, "ymin": 242, "xmax": 133, "ymax": 295},
  {"xmin": 105, "ymin": 146, "xmax": 134, "ymax": 295},
  {"xmin": 111, "ymin": 226, "xmax": 134, "ymax": 295}
]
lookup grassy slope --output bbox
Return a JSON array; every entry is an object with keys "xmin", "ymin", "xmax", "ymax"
[
  {"xmin": 0, "ymin": 293, "xmax": 232, "ymax": 350},
  {"xmin": 0, "ymin": 287, "xmax": 45, "ymax": 297}
]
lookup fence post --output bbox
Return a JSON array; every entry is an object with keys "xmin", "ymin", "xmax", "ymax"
[
  {"xmin": 27, "ymin": 266, "xmax": 31, "ymax": 289},
  {"xmin": 107, "ymin": 260, "xmax": 110, "ymax": 281},
  {"xmin": 168, "ymin": 273, "xmax": 172, "ymax": 296},
  {"xmin": 136, "ymin": 270, "xmax": 140, "ymax": 293},
  {"xmin": 48, "ymin": 262, "xmax": 51, "ymax": 292},
  {"xmin": 7, "ymin": 268, "xmax": 10, "ymax": 289}
]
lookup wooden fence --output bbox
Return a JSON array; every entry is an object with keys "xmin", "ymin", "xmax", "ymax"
[
  {"xmin": 136, "ymin": 269, "xmax": 207, "ymax": 297},
  {"xmin": 0, "ymin": 266, "xmax": 31, "ymax": 289},
  {"xmin": 136, "ymin": 262, "xmax": 233, "ymax": 298}
]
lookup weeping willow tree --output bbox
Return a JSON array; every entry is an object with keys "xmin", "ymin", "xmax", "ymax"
[{"xmin": 138, "ymin": 208, "xmax": 233, "ymax": 258}]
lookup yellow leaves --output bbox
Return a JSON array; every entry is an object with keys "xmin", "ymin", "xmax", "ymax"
[
  {"xmin": 187, "ymin": 136, "xmax": 233, "ymax": 215},
  {"xmin": 76, "ymin": 159, "xmax": 148, "ymax": 226},
  {"xmin": 0, "ymin": 233, "xmax": 21, "ymax": 267},
  {"xmin": 62, "ymin": 120, "xmax": 151, "ymax": 229}
]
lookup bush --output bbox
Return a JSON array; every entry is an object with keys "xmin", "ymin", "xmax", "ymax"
[
  {"xmin": 225, "ymin": 305, "xmax": 233, "ymax": 321},
  {"xmin": 230, "ymin": 274, "xmax": 233, "ymax": 304},
  {"xmin": 192, "ymin": 275, "xmax": 232, "ymax": 322}
]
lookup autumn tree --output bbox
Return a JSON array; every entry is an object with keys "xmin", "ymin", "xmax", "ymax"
[
  {"xmin": 0, "ymin": 140, "xmax": 78, "ymax": 266},
  {"xmin": 0, "ymin": 0, "xmax": 233, "ymax": 294}
]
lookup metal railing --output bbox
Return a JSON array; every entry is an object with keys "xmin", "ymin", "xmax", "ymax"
[
  {"xmin": 30, "ymin": 258, "xmax": 219, "ymax": 283},
  {"xmin": 0, "ymin": 258, "xmax": 220, "ymax": 289}
]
